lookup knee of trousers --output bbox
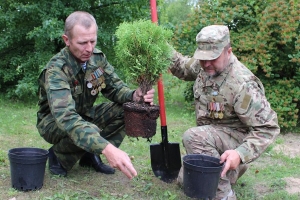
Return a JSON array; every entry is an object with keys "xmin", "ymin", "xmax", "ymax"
[{"xmin": 182, "ymin": 126, "xmax": 211, "ymax": 150}]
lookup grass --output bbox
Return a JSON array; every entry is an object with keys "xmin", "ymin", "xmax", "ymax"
[{"xmin": 0, "ymin": 73, "xmax": 300, "ymax": 200}]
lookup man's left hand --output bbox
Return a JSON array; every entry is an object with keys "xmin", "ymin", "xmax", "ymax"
[{"xmin": 133, "ymin": 88, "xmax": 155, "ymax": 105}]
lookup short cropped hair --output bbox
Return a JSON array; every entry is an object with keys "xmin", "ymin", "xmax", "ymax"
[{"xmin": 64, "ymin": 11, "xmax": 98, "ymax": 38}]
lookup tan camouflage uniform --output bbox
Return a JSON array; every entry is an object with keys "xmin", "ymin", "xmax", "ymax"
[
  {"xmin": 169, "ymin": 25, "xmax": 280, "ymax": 199},
  {"xmin": 37, "ymin": 47, "xmax": 134, "ymax": 170}
]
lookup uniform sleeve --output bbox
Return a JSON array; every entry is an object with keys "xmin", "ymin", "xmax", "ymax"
[
  {"xmin": 233, "ymin": 81, "xmax": 280, "ymax": 163},
  {"xmin": 169, "ymin": 51, "xmax": 201, "ymax": 81},
  {"xmin": 45, "ymin": 66, "xmax": 109, "ymax": 155}
]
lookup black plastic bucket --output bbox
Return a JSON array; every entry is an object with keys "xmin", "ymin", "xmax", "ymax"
[
  {"xmin": 8, "ymin": 147, "xmax": 49, "ymax": 191},
  {"xmin": 183, "ymin": 154, "xmax": 224, "ymax": 199}
]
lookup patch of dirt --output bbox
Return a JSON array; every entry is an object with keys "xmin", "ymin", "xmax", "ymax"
[
  {"xmin": 273, "ymin": 133, "xmax": 300, "ymax": 158},
  {"xmin": 273, "ymin": 133, "xmax": 300, "ymax": 194},
  {"xmin": 284, "ymin": 177, "xmax": 300, "ymax": 194}
]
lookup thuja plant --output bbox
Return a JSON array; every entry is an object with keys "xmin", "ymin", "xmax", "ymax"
[{"xmin": 114, "ymin": 19, "xmax": 173, "ymax": 103}]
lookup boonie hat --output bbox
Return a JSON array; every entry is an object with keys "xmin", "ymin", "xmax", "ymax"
[{"xmin": 193, "ymin": 25, "xmax": 230, "ymax": 60}]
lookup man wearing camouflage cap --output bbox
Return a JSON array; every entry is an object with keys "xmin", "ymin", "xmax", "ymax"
[
  {"xmin": 36, "ymin": 11, "xmax": 155, "ymax": 179},
  {"xmin": 169, "ymin": 25, "xmax": 280, "ymax": 199}
]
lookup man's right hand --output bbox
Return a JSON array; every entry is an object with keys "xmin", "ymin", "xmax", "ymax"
[
  {"xmin": 102, "ymin": 143, "xmax": 137, "ymax": 179},
  {"xmin": 219, "ymin": 149, "xmax": 241, "ymax": 177}
]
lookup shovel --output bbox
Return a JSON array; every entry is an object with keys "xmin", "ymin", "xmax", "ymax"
[{"xmin": 150, "ymin": 75, "xmax": 182, "ymax": 183}]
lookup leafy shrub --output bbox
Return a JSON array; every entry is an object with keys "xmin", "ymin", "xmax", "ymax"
[{"xmin": 114, "ymin": 19, "xmax": 173, "ymax": 95}]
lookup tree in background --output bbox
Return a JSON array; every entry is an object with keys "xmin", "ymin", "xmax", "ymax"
[
  {"xmin": 0, "ymin": 0, "xmax": 149, "ymax": 100},
  {"xmin": 159, "ymin": 0, "xmax": 194, "ymax": 28},
  {"xmin": 171, "ymin": 0, "xmax": 300, "ymax": 130}
]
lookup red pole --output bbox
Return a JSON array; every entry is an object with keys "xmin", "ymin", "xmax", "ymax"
[
  {"xmin": 157, "ymin": 76, "xmax": 167, "ymax": 126},
  {"xmin": 150, "ymin": 0, "xmax": 158, "ymax": 23},
  {"xmin": 150, "ymin": 0, "xmax": 167, "ymax": 127}
]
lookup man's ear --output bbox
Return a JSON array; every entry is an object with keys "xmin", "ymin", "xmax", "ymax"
[
  {"xmin": 62, "ymin": 34, "xmax": 70, "ymax": 46},
  {"xmin": 227, "ymin": 47, "xmax": 232, "ymax": 59}
]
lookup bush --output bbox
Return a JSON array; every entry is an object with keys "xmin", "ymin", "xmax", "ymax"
[{"xmin": 114, "ymin": 19, "xmax": 173, "ymax": 96}]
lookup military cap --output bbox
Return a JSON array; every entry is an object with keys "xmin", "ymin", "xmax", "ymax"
[{"xmin": 193, "ymin": 25, "xmax": 230, "ymax": 60}]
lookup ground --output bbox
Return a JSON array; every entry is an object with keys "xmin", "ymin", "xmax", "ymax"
[{"xmin": 272, "ymin": 133, "xmax": 300, "ymax": 195}]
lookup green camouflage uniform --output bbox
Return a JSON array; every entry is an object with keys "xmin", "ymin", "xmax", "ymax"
[
  {"xmin": 37, "ymin": 47, "xmax": 134, "ymax": 170},
  {"xmin": 169, "ymin": 25, "xmax": 280, "ymax": 199}
]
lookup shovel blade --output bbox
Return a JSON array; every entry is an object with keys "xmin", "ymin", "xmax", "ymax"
[{"xmin": 150, "ymin": 143, "xmax": 181, "ymax": 183}]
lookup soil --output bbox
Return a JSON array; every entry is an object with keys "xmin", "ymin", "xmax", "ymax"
[
  {"xmin": 272, "ymin": 133, "xmax": 300, "ymax": 194},
  {"xmin": 123, "ymin": 102, "xmax": 160, "ymax": 139}
]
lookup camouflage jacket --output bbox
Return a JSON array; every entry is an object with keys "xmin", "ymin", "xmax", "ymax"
[
  {"xmin": 169, "ymin": 52, "xmax": 280, "ymax": 164},
  {"xmin": 37, "ymin": 47, "xmax": 134, "ymax": 153}
]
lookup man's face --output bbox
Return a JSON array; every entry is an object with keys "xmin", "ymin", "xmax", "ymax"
[
  {"xmin": 62, "ymin": 24, "xmax": 97, "ymax": 63},
  {"xmin": 199, "ymin": 47, "xmax": 232, "ymax": 77}
]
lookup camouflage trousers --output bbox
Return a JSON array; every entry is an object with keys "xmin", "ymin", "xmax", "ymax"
[
  {"xmin": 41, "ymin": 102, "xmax": 126, "ymax": 170},
  {"xmin": 178, "ymin": 124, "xmax": 249, "ymax": 199}
]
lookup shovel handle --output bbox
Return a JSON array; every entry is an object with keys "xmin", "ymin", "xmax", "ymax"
[
  {"xmin": 151, "ymin": 1, "xmax": 165, "ymax": 126},
  {"xmin": 158, "ymin": 75, "xmax": 167, "ymax": 126},
  {"xmin": 150, "ymin": 0, "xmax": 158, "ymax": 24}
]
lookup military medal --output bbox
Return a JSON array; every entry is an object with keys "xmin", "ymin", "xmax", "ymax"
[
  {"xmin": 87, "ymin": 82, "xmax": 93, "ymax": 88},
  {"xmin": 74, "ymin": 80, "xmax": 79, "ymax": 91},
  {"xmin": 214, "ymin": 102, "xmax": 219, "ymax": 118},
  {"xmin": 210, "ymin": 102, "xmax": 215, "ymax": 118},
  {"xmin": 214, "ymin": 111, "xmax": 218, "ymax": 118},
  {"xmin": 219, "ymin": 112, "xmax": 224, "ymax": 119},
  {"xmin": 219, "ymin": 103, "xmax": 224, "ymax": 119},
  {"xmin": 91, "ymin": 89, "xmax": 97, "ymax": 96}
]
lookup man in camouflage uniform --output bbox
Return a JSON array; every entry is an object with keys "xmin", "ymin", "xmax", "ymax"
[
  {"xmin": 169, "ymin": 25, "xmax": 280, "ymax": 199},
  {"xmin": 36, "ymin": 11, "xmax": 155, "ymax": 179}
]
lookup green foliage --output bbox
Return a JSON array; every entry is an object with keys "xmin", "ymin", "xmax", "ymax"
[
  {"xmin": 171, "ymin": 0, "xmax": 300, "ymax": 130},
  {"xmin": 159, "ymin": 0, "xmax": 194, "ymax": 27},
  {"xmin": 114, "ymin": 20, "xmax": 173, "ymax": 95},
  {"xmin": 0, "ymin": 0, "xmax": 149, "ymax": 99},
  {"xmin": 265, "ymin": 79, "xmax": 300, "ymax": 130}
]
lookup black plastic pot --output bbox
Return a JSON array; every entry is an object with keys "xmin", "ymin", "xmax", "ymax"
[
  {"xmin": 183, "ymin": 154, "xmax": 224, "ymax": 200},
  {"xmin": 8, "ymin": 147, "xmax": 49, "ymax": 191}
]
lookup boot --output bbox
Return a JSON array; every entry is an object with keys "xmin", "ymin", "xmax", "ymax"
[
  {"xmin": 79, "ymin": 152, "xmax": 115, "ymax": 174},
  {"xmin": 221, "ymin": 190, "xmax": 237, "ymax": 200},
  {"xmin": 48, "ymin": 147, "xmax": 67, "ymax": 177}
]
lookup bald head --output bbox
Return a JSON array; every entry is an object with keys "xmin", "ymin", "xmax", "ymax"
[{"xmin": 64, "ymin": 11, "xmax": 98, "ymax": 39}]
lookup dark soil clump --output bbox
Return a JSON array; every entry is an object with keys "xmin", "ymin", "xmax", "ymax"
[{"xmin": 123, "ymin": 102, "xmax": 160, "ymax": 139}]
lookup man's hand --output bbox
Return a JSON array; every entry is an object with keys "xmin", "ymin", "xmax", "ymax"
[
  {"xmin": 219, "ymin": 150, "xmax": 241, "ymax": 177},
  {"xmin": 102, "ymin": 144, "xmax": 137, "ymax": 179},
  {"xmin": 133, "ymin": 88, "xmax": 155, "ymax": 105}
]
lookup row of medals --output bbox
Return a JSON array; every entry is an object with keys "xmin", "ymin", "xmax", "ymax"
[
  {"xmin": 204, "ymin": 80, "xmax": 225, "ymax": 119},
  {"xmin": 207, "ymin": 101, "xmax": 224, "ymax": 119},
  {"xmin": 207, "ymin": 90, "xmax": 224, "ymax": 119},
  {"xmin": 86, "ymin": 68, "xmax": 106, "ymax": 96}
]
